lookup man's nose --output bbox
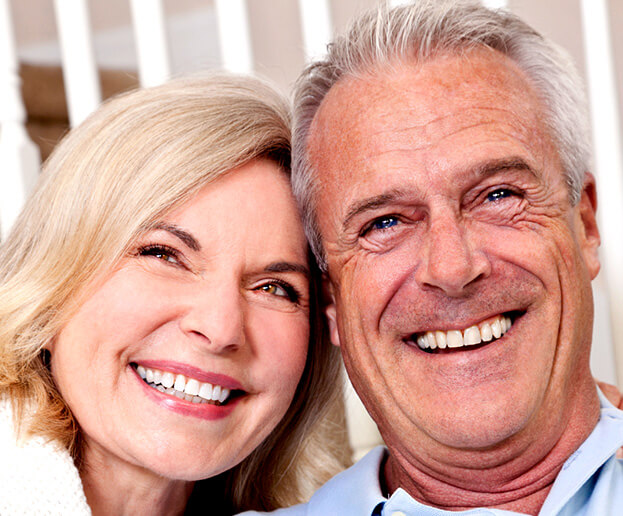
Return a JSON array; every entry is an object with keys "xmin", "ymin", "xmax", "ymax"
[
  {"xmin": 414, "ymin": 212, "xmax": 491, "ymax": 297},
  {"xmin": 178, "ymin": 279, "xmax": 244, "ymax": 354}
]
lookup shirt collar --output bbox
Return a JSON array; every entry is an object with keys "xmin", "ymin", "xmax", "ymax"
[{"xmin": 312, "ymin": 387, "xmax": 623, "ymax": 515}]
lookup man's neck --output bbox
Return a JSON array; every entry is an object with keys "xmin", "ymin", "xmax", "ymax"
[{"xmin": 383, "ymin": 385, "xmax": 601, "ymax": 515}]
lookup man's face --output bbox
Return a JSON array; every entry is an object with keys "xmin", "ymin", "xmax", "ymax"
[{"xmin": 308, "ymin": 50, "xmax": 601, "ymax": 460}]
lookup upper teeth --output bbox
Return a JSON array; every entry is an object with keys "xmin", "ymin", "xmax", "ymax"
[
  {"xmin": 135, "ymin": 365, "xmax": 232, "ymax": 404},
  {"xmin": 415, "ymin": 315, "xmax": 512, "ymax": 350}
]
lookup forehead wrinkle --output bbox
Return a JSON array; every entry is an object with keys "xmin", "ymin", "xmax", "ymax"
[{"xmin": 361, "ymin": 105, "xmax": 533, "ymax": 159}]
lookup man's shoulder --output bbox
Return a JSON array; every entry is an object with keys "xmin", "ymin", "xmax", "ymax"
[{"xmin": 238, "ymin": 446, "xmax": 387, "ymax": 516}]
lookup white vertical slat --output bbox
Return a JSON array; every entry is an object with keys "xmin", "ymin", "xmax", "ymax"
[
  {"xmin": 130, "ymin": 0, "xmax": 171, "ymax": 87},
  {"xmin": 481, "ymin": 0, "xmax": 508, "ymax": 9},
  {"xmin": 0, "ymin": 0, "xmax": 40, "ymax": 240},
  {"xmin": 580, "ymin": 0, "xmax": 623, "ymax": 384},
  {"xmin": 53, "ymin": 0, "xmax": 101, "ymax": 126},
  {"xmin": 390, "ymin": 1, "xmax": 509, "ymax": 10},
  {"xmin": 298, "ymin": 0, "xmax": 332, "ymax": 60},
  {"xmin": 214, "ymin": 0, "xmax": 253, "ymax": 73}
]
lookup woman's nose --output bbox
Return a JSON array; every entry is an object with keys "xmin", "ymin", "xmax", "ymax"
[{"xmin": 178, "ymin": 279, "xmax": 245, "ymax": 354}]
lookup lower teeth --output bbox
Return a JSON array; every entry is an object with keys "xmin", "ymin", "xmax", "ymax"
[{"xmin": 146, "ymin": 381, "xmax": 222, "ymax": 405}]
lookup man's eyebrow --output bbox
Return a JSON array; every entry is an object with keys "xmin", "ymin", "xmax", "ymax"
[
  {"xmin": 342, "ymin": 188, "xmax": 409, "ymax": 232},
  {"xmin": 264, "ymin": 261, "xmax": 310, "ymax": 277},
  {"xmin": 341, "ymin": 158, "xmax": 538, "ymax": 231},
  {"xmin": 149, "ymin": 222, "xmax": 201, "ymax": 252},
  {"xmin": 473, "ymin": 157, "xmax": 538, "ymax": 179}
]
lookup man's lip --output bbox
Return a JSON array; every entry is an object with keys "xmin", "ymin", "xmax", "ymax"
[
  {"xmin": 402, "ymin": 310, "xmax": 524, "ymax": 339},
  {"xmin": 131, "ymin": 360, "xmax": 245, "ymax": 391}
]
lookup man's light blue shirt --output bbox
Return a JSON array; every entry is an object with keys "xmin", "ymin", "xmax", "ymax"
[{"xmin": 242, "ymin": 390, "xmax": 623, "ymax": 515}]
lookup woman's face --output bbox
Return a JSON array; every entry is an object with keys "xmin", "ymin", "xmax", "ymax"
[{"xmin": 50, "ymin": 159, "xmax": 310, "ymax": 480}]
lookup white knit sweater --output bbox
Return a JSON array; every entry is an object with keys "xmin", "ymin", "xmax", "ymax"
[{"xmin": 0, "ymin": 398, "xmax": 91, "ymax": 515}]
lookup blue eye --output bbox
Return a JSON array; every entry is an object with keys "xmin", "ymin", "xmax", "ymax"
[
  {"xmin": 487, "ymin": 189, "xmax": 513, "ymax": 202},
  {"xmin": 372, "ymin": 216, "xmax": 399, "ymax": 230}
]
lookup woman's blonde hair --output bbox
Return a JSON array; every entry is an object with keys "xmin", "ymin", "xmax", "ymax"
[{"xmin": 0, "ymin": 74, "xmax": 348, "ymax": 512}]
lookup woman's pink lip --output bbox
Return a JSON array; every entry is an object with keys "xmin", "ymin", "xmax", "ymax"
[
  {"xmin": 133, "ymin": 360, "xmax": 245, "ymax": 391},
  {"xmin": 132, "ymin": 365, "xmax": 243, "ymax": 420}
]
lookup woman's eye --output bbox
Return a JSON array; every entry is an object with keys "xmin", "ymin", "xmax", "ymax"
[
  {"xmin": 257, "ymin": 282, "xmax": 299, "ymax": 303},
  {"xmin": 138, "ymin": 245, "xmax": 180, "ymax": 265},
  {"xmin": 486, "ymin": 188, "xmax": 514, "ymax": 202}
]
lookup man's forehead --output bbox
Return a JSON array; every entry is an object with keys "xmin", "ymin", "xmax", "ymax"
[
  {"xmin": 307, "ymin": 49, "xmax": 546, "ymax": 180},
  {"xmin": 309, "ymin": 50, "xmax": 540, "ymax": 141}
]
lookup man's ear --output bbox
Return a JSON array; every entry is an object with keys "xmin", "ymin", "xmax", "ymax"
[
  {"xmin": 576, "ymin": 173, "xmax": 601, "ymax": 279},
  {"xmin": 322, "ymin": 273, "xmax": 341, "ymax": 347}
]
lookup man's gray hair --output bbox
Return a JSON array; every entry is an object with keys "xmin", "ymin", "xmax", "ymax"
[{"xmin": 292, "ymin": 0, "xmax": 591, "ymax": 270}]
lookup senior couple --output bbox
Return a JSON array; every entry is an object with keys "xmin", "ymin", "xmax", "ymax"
[{"xmin": 0, "ymin": 1, "xmax": 621, "ymax": 515}]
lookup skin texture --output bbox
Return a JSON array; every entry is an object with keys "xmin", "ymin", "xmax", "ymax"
[
  {"xmin": 49, "ymin": 160, "xmax": 310, "ymax": 516},
  {"xmin": 308, "ymin": 49, "xmax": 602, "ymax": 514}
]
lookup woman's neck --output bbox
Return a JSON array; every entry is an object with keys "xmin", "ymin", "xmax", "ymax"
[{"xmin": 79, "ymin": 445, "xmax": 195, "ymax": 516}]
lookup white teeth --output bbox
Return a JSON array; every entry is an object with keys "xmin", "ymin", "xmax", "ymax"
[
  {"xmin": 414, "ymin": 314, "xmax": 513, "ymax": 351},
  {"xmin": 481, "ymin": 323, "xmax": 493, "ymax": 342},
  {"xmin": 185, "ymin": 379, "xmax": 200, "ymax": 396},
  {"xmin": 447, "ymin": 330, "xmax": 463, "ymax": 348},
  {"xmin": 161, "ymin": 372, "xmax": 175, "ymax": 388},
  {"xmin": 199, "ymin": 382, "xmax": 213, "ymax": 400},
  {"xmin": 464, "ymin": 326, "xmax": 481, "ymax": 345},
  {"xmin": 435, "ymin": 331, "xmax": 447, "ymax": 349},
  {"xmin": 134, "ymin": 365, "xmax": 235, "ymax": 405},
  {"xmin": 491, "ymin": 319, "xmax": 502, "ymax": 339},
  {"xmin": 174, "ymin": 374, "xmax": 186, "ymax": 392},
  {"xmin": 212, "ymin": 385, "xmax": 222, "ymax": 402}
]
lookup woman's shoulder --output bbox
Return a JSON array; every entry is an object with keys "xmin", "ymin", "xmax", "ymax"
[{"xmin": 0, "ymin": 397, "xmax": 92, "ymax": 515}]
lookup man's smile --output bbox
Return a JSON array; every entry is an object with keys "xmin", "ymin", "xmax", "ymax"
[{"xmin": 407, "ymin": 313, "xmax": 518, "ymax": 353}]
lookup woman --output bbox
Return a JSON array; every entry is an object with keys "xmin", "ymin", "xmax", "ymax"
[{"xmin": 0, "ymin": 75, "xmax": 349, "ymax": 514}]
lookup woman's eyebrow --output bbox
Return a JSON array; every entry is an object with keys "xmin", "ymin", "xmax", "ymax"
[
  {"xmin": 151, "ymin": 222, "xmax": 201, "ymax": 251},
  {"xmin": 265, "ymin": 261, "xmax": 310, "ymax": 277}
]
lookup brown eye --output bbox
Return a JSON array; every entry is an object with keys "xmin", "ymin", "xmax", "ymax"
[
  {"xmin": 257, "ymin": 281, "xmax": 300, "ymax": 303},
  {"xmin": 138, "ymin": 245, "xmax": 180, "ymax": 265}
]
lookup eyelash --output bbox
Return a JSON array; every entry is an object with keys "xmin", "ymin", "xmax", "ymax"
[
  {"xmin": 257, "ymin": 279, "xmax": 302, "ymax": 303},
  {"xmin": 136, "ymin": 244, "xmax": 182, "ymax": 265},
  {"xmin": 485, "ymin": 187, "xmax": 519, "ymax": 202},
  {"xmin": 137, "ymin": 246, "xmax": 302, "ymax": 302},
  {"xmin": 361, "ymin": 215, "xmax": 401, "ymax": 237}
]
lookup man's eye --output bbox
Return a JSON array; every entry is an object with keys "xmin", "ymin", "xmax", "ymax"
[
  {"xmin": 372, "ymin": 216, "xmax": 399, "ymax": 230},
  {"xmin": 486, "ymin": 189, "xmax": 514, "ymax": 202},
  {"xmin": 138, "ymin": 245, "xmax": 180, "ymax": 264}
]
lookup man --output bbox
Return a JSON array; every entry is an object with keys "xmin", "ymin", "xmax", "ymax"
[{"xmin": 244, "ymin": 1, "xmax": 623, "ymax": 515}]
